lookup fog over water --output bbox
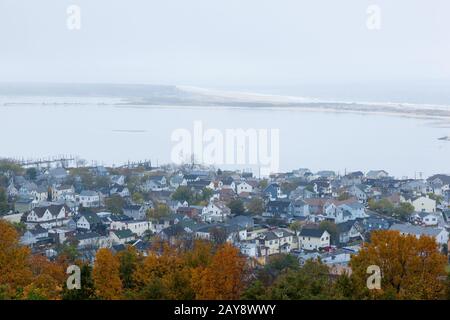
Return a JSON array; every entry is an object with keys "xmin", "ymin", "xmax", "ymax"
[{"xmin": 1, "ymin": 89, "xmax": 449, "ymax": 178}]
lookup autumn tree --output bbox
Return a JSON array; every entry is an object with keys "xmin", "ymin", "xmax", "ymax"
[
  {"xmin": 92, "ymin": 249, "xmax": 123, "ymax": 300},
  {"xmin": 0, "ymin": 220, "xmax": 32, "ymax": 298},
  {"xmin": 192, "ymin": 243, "xmax": 246, "ymax": 300},
  {"xmin": 23, "ymin": 254, "xmax": 66, "ymax": 300},
  {"xmin": 133, "ymin": 244, "xmax": 194, "ymax": 299},
  {"xmin": 183, "ymin": 240, "xmax": 214, "ymax": 269},
  {"xmin": 350, "ymin": 230, "xmax": 447, "ymax": 299}
]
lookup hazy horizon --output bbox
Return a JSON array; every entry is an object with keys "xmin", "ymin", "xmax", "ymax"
[{"xmin": 1, "ymin": 0, "xmax": 450, "ymax": 91}]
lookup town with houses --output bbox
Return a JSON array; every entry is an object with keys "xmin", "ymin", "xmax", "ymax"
[{"xmin": 1, "ymin": 159, "xmax": 449, "ymax": 274}]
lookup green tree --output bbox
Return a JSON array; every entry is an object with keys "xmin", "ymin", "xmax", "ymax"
[
  {"xmin": 58, "ymin": 244, "xmax": 80, "ymax": 264},
  {"xmin": 147, "ymin": 203, "xmax": 170, "ymax": 219},
  {"xmin": 106, "ymin": 195, "xmax": 125, "ymax": 214},
  {"xmin": 319, "ymin": 221, "xmax": 338, "ymax": 244},
  {"xmin": 199, "ymin": 188, "xmax": 213, "ymax": 203},
  {"xmin": 255, "ymin": 254, "xmax": 300, "ymax": 286},
  {"xmin": 265, "ymin": 260, "xmax": 334, "ymax": 299},
  {"xmin": 171, "ymin": 186, "xmax": 194, "ymax": 203},
  {"xmin": 0, "ymin": 188, "xmax": 9, "ymax": 214},
  {"xmin": 241, "ymin": 280, "xmax": 267, "ymax": 299},
  {"xmin": 258, "ymin": 179, "xmax": 268, "ymax": 189},
  {"xmin": 393, "ymin": 202, "xmax": 414, "ymax": 221},
  {"xmin": 117, "ymin": 246, "xmax": 142, "ymax": 290},
  {"xmin": 0, "ymin": 160, "xmax": 24, "ymax": 175},
  {"xmin": 280, "ymin": 181, "xmax": 299, "ymax": 195},
  {"xmin": 62, "ymin": 264, "xmax": 97, "ymax": 300},
  {"xmin": 246, "ymin": 198, "xmax": 264, "ymax": 215},
  {"xmin": 368, "ymin": 198, "xmax": 395, "ymax": 216},
  {"xmin": 132, "ymin": 192, "xmax": 144, "ymax": 204},
  {"xmin": 227, "ymin": 199, "xmax": 245, "ymax": 215},
  {"xmin": 289, "ymin": 221, "xmax": 302, "ymax": 235},
  {"xmin": 25, "ymin": 168, "xmax": 38, "ymax": 181}
]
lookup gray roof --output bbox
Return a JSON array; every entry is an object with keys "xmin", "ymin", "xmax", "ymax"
[
  {"xmin": 80, "ymin": 190, "xmax": 98, "ymax": 197},
  {"xmin": 299, "ymin": 228, "xmax": 326, "ymax": 238},
  {"xmin": 389, "ymin": 224, "xmax": 444, "ymax": 237},
  {"xmin": 76, "ymin": 232, "xmax": 101, "ymax": 240},
  {"xmin": 260, "ymin": 229, "xmax": 294, "ymax": 241},
  {"xmin": 336, "ymin": 220, "xmax": 357, "ymax": 233}
]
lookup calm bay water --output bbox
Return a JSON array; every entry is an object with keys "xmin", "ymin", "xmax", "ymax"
[{"xmin": 1, "ymin": 100, "xmax": 450, "ymax": 178}]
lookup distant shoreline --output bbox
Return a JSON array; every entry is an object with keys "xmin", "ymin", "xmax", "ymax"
[{"xmin": 1, "ymin": 83, "xmax": 450, "ymax": 124}]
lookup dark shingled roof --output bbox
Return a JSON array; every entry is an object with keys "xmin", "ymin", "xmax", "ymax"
[{"xmin": 299, "ymin": 228, "xmax": 326, "ymax": 238}]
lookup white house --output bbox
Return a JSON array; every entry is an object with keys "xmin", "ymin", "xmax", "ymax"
[
  {"xmin": 298, "ymin": 229, "xmax": 330, "ymax": 251},
  {"xmin": 347, "ymin": 185, "xmax": 367, "ymax": 203},
  {"xmin": 52, "ymin": 185, "xmax": 75, "ymax": 202},
  {"xmin": 76, "ymin": 212, "xmax": 102, "ymax": 230},
  {"xmin": 235, "ymin": 181, "xmax": 253, "ymax": 195},
  {"xmin": 366, "ymin": 170, "xmax": 389, "ymax": 179},
  {"xmin": 125, "ymin": 220, "xmax": 151, "ymax": 236},
  {"xmin": 201, "ymin": 201, "xmax": 231, "ymax": 223},
  {"xmin": 239, "ymin": 242, "xmax": 258, "ymax": 258},
  {"xmin": 20, "ymin": 225, "xmax": 49, "ymax": 246},
  {"xmin": 31, "ymin": 186, "xmax": 49, "ymax": 203},
  {"xmin": 25, "ymin": 204, "xmax": 73, "ymax": 229},
  {"xmin": 141, "ymin": 176, "xmax": 168, "ymax": 192},
  {"xmin": 257, "ymin": 229, "xmax": 296, "ymax": 256},
  {"xmin": 123, "ymin": 204, "xmax": 149, "ymax": 220},
  {"xmin": 110, "ymin": 185, "xmax": 130, "ymax": 198},
  {"xmin": 77, "ymin": 191, "xmax": 100, "ymax": 208},
  {"xmin": 76, "ymin": 232, "xmax": 112, "ymax": 249},
  {"xmin": 411, "ymin": 212, "xmax": 440, "ymax": 227},
  {"xmin": 406, "ymin": 195, "xmax": 436, "ymax": 213},
  {"xmin": 110, "ymin": 219, "xmax": 151, "ymax": 237},
  {"xmin": 111, "ymin": 175, "xmax": 126, "ymax": 186}
]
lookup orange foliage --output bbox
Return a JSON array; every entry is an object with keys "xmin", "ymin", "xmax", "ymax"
[
  {"xmin": 23, "ymin": 254, "xmax": 66, "ymax": 300},
  {"xmin": 93, "ymin": 248, "xmax": 123, "ymax": 300},
  {"xmin": 192, "ymin": 243, "xmax": 247, "ymax": 300},
  {"xmin": 0, "ymin": 220, "xmax": 32, "ymax": 297},
  {"xmin": 350, "ymin": 230, "xmax": 447, "ymax": 299}
]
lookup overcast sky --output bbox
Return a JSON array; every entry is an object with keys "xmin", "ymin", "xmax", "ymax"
[{"xmin": 1, "ymin": 0, "xmax": 449, "ymax": 89}]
